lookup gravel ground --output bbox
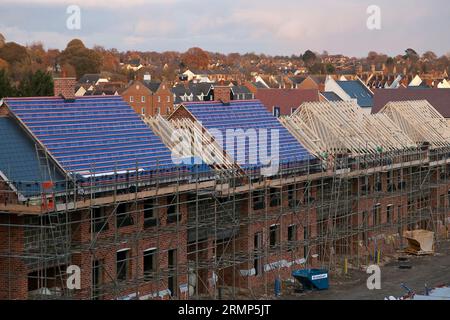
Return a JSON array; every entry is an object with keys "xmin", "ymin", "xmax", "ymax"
[{"xmin": 284, "ymin": 240, "xmax": 450, "ymax": 300}]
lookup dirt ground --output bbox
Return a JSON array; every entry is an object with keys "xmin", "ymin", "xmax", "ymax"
[{"xmin": 284, "ymin": 240, "xmax": 450, "ymax": 300}]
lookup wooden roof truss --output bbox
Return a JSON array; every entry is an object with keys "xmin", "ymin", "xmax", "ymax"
[
  {"xmin": 281, "ymin": 101, "xmax": 415, "ymax": 157},
  {"xmin": 380, "ymin": 100, "xmax": 450, "ymax": 148}
]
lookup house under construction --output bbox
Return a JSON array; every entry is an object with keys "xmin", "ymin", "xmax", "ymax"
[{"xmin": 0, "ymin": 79, "xmax": 449, "ymax": 300}]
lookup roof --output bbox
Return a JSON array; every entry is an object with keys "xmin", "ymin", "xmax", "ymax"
[
  {"xmin": 3, "ymin": 96, "xmax": 178, "ymax": 178},
  {"xmin": 255, "ymin": 89, "xmax": 320, "ymax": 115},
  {"xmin": 309, "ymin": 75, "xmax": 327, "ymax": 85},
  {"xmin": 336, "ymin": 80, "xmax": 373, "ymax": 108},
  {"xmin": 231, "ymin": 85, "xmax": 252, "ymax": 95},
  {"xmin": 289, "ymin": 76, "xmax": 307, "ymax": 85},
  {"xmin": 252, "ymin": 81, "xmax": 268, "ymax": 89},
  {"xmin": 0, "ymin": 116, "xmax": 65, "ymax": 197},
  {"xmin": 281, "ymin": 101, "xmax": 415, "ymax": 158},
  {"xmin": 321, "ymin": 91, "xmax": 343, "ymax": 102},
  {"xmin": 128, "ymin": 59, "xmax": 141, "ymax": 66},
  {"xmin": 180, "ymin": 100, "xmax": 315, "ymax": 170},
  {"xmin": 372, "ymin": 88, "xmax": 450, "ymax": 117},
  {"xmin": 379, "ymin": 100, "xmax": 450, "ymax": 148},
  {"xmin": 172, "ymin": 83, "xmax": 213, "ymax": 104},
  {"xmin": 78, "ymin": 74, "xmax": 101, "ymax": 84}
]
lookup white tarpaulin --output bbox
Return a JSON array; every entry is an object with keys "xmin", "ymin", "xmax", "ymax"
[{"xmin": 403, "ymin": 230, "xmax": 434, "ymax": 255}]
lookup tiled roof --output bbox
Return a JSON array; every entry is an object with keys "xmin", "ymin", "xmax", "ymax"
[
  {"xmin": 0, "ymin": 117, "xmax": 65, "ymax": 197},
  {"xmin": 372, "ymin": 88, "xmax": 450, "ymax": 117},
  {"xmin": 4, "ymin": 96, "xmax": 178, "ymax": 177},
  {"xmin": 252, "ymin": 81, "xmax": 268, "ymax": 89},
  {"xmin": 181, "ymin": 100, "xmax": 316, "ymax": 169},
  {"xmin": 336, "ymin": 80, "xmax": 373, "ymax": 108},
  {"xmin": 78, "ymin": 74, "xmax": 101, "ymax": 84},
  {"xmin": 172, "ymin": 83, "xmax": 213, "ymax": 104},
  {"xmin": 231, "ymin": 86, "xmax": 252, "ymax": 100},
  {"xmin": 143, "ymin": 81, "xmax": 161, "ymax": 93},
  {"xmin": 255, "ymin": 89, "xmax": 320, "ymax": 115}
]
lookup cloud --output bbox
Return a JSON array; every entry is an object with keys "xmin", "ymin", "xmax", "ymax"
[
  {"xmin": 0, "ymin": 25, "xmax": 69, "ymax": 48},
  {"xmin": 0, "ymin": 0, "xmax": 178, "ymax": 8},
  {"xmin": 0, "ymin": 0, "xmax": 449, "ymax": 56}
]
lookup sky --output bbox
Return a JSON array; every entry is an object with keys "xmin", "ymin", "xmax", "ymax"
[{"xmin": 0, "ymin": 0, "xmax": 449, "ymax": 57}]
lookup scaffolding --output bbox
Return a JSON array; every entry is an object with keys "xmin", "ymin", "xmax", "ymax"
[{"xmin": 0, "ymin": 101, "xmax": 449, "ymax": 300}]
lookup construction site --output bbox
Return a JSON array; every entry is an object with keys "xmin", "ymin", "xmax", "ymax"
[{"xmin": 0, "ymin": 79, "xmax": 449, "ymax": 300}]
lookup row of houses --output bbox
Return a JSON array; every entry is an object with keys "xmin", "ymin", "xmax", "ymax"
[
  {"xmin": 72, "ymin": 71, "xmax": 450, "ymax": 124},
  {"xmin": 0, "ymin": 77, "xmax": 449, "ymax": 300}
]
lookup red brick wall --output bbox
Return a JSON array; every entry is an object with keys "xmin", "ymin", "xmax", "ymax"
[
  {"xmin": 153, "ymin": 82, "xmax": 174, "ymax": 116},
  {"xmin": 214, "ymin": 86, "xmax": 231, "ymax": 103},
  {"xmin": 121, "ymin": 81, "xmax": 174, "ymax": 117},
  {"xmin": 70, "ymin": 197, "xmax": 189, "ymax": 300},
  {"xmin": 121, "ymin": 81, "xmax": 152, "ymax": 117}
]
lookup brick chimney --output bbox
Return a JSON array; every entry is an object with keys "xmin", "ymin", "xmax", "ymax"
[
  {"xmin": 53, "ymin": 77, "xmax": 76, "ymax": 100},
  {"xmin": 213, "ymin": 86, "xmax": 231, "ymax": 103}
]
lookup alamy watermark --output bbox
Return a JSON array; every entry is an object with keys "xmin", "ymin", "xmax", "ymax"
[
  {"xmin": 169, "ymin": 122, "xmax": 281, "ymax": 176},
  {"xmin": 366, "ymin": 264, "xmax": 381, "ymax": 290},
  {"xmin": 67, "ymin": 265, "xmax": 81, "ymax": 290}
]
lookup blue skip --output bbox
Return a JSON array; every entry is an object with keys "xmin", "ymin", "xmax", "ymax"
[{"xmin": 292, "ymin": 269, "xmax": 329, "ymax": 290}]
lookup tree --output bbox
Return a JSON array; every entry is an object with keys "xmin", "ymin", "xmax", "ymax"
[
  {"xmin": 367, "ymin": 51, "xmax": 379, "ymax": 62},
  {"xmin": 0, "ymin": 69, "xmax": 15, "ymax": 99},
  {"xmin": 181, "ymin": 47, "xmax": 210, "ymax": 70},
  {"xmin": 309, "ymin": 62, "xmax": 325, "ymax": 74},
  {"xmin": 0, "ymin": 58, "xmax": 9, "ymax": 71},
  {"xmin": 325, "ymin": 63, "xmax": 335, "ymax": 74},
  {"xmin": 0, "ymin": 41, "xmax": 30, "ymax": 65},
  {"xmin": 302, "ymin": 50, "xmax": 317, "ymax": 66},
  {"xmin": 404, "ymin": 48, "xmax": 419, "ymax": 61},
  {"xmin": 59, "ymin": 39, "xmax": 102, "ymax": 79},
  {"xmin": 422, "ymin": 51, "xmax": 437, "ymax": 61},
  {"xmin": 17, "ymin": 70, "xmax": 53, "ymax": 97},
  {"xmin": 386, "ymin": 57, "xmax": 395, "ymax": 67}
]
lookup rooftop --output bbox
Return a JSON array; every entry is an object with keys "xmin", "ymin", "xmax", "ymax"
[
  {"xmin": 177, "ymin": 100, "xmax": 316, "ymax": 170},
  {"xmin": 3, "ymin": 95, "xmax": 178, "ymax": 178},
  {"xmin": 372, "ymin": 88, "xmax": 450, "ymax": 117},
  {"xmin": 255, "ymin": 89, "xmax": 320, "ymax": 115}
]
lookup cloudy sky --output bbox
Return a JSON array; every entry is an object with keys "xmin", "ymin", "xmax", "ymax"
[{"xmin": 0, "ymin": 0, "xmax": 449, "ymax": 57}]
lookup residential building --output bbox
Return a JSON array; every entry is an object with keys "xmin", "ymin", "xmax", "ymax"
[
  {"xmin": 230, "ymin": 85, "xmax": 254, "ymax": 100},
  {"xmin": 325, "ymin": 77, "xmax": 374, "ymax": 113},
  {"xmin": 0, "ymin": 78, "xmax": 449, "ymax": 300},
  {"xmin": 78, "ymin": 74, "xmax": 109, "ymax": 86},
  {"xmin": 171, "ymin": 83, "xmax": 213, "ymax": 106},
  {"xmin": 255, "ymin": 89, "xmax": 320, "ymax": 116}
]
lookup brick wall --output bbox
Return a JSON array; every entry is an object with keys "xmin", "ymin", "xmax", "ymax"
[
  {"xmin": 53, "ymin": 78, "xmax": 76, "ymax": 100},
  {"xmin": 213, "ymin": 86, "xmax": 232, "ymax": 103},
  {"xmin": 121, "ymin": 81, "xmax": 152, "ymax": 117},
  {"xmin": 0, "ymin": 214, "xmax": 27, "ymax": 299}
]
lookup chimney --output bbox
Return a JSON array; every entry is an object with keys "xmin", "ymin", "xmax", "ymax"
[
  {"xmin": 213, "ymin": 86, "xmax": 231, "ymax": 103},
  {"xmin": 53, "ymin": 77, "xmax": 76, "ymax": 100}
]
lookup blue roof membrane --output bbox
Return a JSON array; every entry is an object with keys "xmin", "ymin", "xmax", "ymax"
[
  {"xmin": 0, "ymin": 116, "xmax": 65, "ymax": 197},
  {"xmin": 182, "ymin": 100, "xmax": 316, "ymax": 172},
  {"xmin": 4, "ymin": 96, "xmax": 187, "ymax": 177}
]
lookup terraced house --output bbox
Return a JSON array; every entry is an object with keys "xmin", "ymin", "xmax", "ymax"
[{"xmin": 121, "ymin": 80, "xmax": 174, "ymax": 117}]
